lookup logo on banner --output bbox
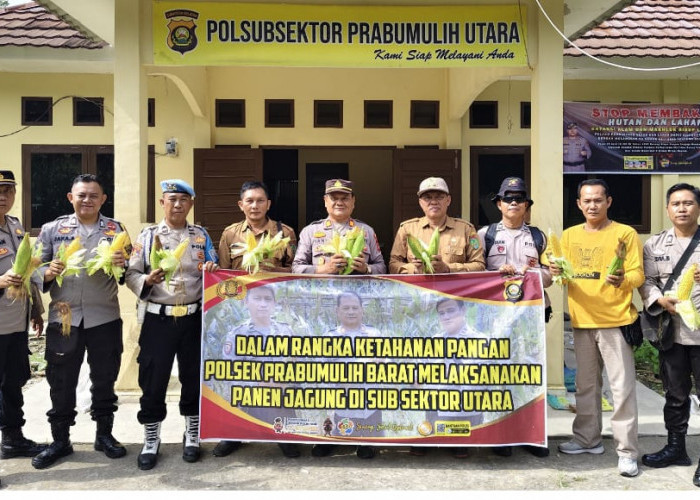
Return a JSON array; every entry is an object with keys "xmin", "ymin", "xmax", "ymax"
[
  {"xmin": 216, "ymin": 278, "xmax": 247, "ymax": 300},
  {"xmin": 417, "ymin": 421, "xmax": 433, "ymax": 436},
  {"xmin": 503, "ymin": 279, "xmax": 523, "ymax": 303},
  {"xmin": 165, "ymin": 9, "xmax": 199, "ymax": 55},
  {"xmin": 337, "ymin": 418, "xmax": 355, "ymax": 436}
]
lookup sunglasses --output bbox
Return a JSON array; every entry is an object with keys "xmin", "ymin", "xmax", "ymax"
[{"xmin": 501, "ymin": 195, "xmax": 528, "ymax": 204}]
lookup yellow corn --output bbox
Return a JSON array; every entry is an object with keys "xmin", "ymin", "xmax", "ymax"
[
  {"xmin": 109, "ymin": 232, "xmax": 130, "ymax": 258},
  {"xmin": 172, "ymin": 238, "xmax": 190, "ymax": 260},
  {"xmin": 547, "ymin": 229, "xmax": 563, "ymax": 258},
  {"xmin": 606, "ymin": 238, "xmax": 627, "ymax": 277},
  {"xmin": 64, "ymin": 237, "xmax": 82, "ymax": 260},
  {"xmin": 677, "ymin": 263, "xmax": 697, "ymax": 301}
]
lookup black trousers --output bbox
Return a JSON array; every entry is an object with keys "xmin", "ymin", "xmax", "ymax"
[
  {"xmin": 137, "ymin": 311, "xmax": 201, "ymax": 424},
  {"xmin": 0, "ymin": 331, "xmax": 32, "ymax": 430},
  {"xmin": 45, "ymin": 319, "xmax": 123, "ymax": 426},
  {"xmin": 659, "ymin": 342, "xmax": 700, "ymax": 434}
]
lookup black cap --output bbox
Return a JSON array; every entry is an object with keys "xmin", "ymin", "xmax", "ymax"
[
  {"xmin": 491, "ymin": 177, "xmax": 533, "ymax": 206},
  {"xmin": 0, "ymin": 170, "xmax": 16, "ymax": 186}
]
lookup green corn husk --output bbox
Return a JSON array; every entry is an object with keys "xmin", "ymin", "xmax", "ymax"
[
  {"xmin": 319, "ymin": 228, "xmax": 364, "ymax": 274},
  {"xmin": 85, "ymin": 231, "xmax": 130, "ymax": 282},
  {"xmin": 55, "ymin": 237, "xmax": 87, "ymax": 287},
  {"xmin": 7, "ymin": 238, "xmax": 44, "ymax": 303},
  {"xmin": 546, "ymin": 229, "xmax": 574, "ymax": 286},
  {"xmin": 605, "ymin": 238, "xmax": 627, "ymax": 278},
  {"xmin": 406, "ymin": 227, "xmax": 440, "ymax": 274},
  {"xmin": 154, "ymin": 238, "xmax": 190, "ymax": 285}
]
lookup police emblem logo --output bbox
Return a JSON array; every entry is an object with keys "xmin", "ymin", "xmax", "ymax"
[
  {"xmin": 58, "ymin": 227, "xmax": 72, "ymax": 235},
  {"xmin": 503, "ymin": 280, "xmax": 524, "ymax": 303},
  {"xmin": 165, "ymin": 9, "xmax": 199, "ymax": 55},
  {"xmin": 313, "ymin": 232, "xmax": 325, "ymax": 238},
  {"xmin": 197, "ymin": 261, "xmax": 203, "ymax": 271},
  {"xmin": 195, "ymin": 236, "xmax": 206, "ymax": 244},
  {"xmin": 216, "ymin": 278, "xmax": 247, "ymax": 300},
  {"xmin": 14, "ymin": 228, "xmax": 22, "ymax": 235},
  {"xmin": 106, "ymin": 221, "xmax": 117, "ymax": 231},
  {"xmin": 103, "ymin": 230, "xmax": 116, "ymax": 237},
  {"xmin": 197, "ymin": 251, "xmax": 204, "ymax": 260},
  {"xmin": 0, "ymin": 248, "xmax": 8, "ymax": 257}
]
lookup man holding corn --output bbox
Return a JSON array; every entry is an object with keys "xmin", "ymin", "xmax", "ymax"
[
  {"xmin": 549, "ymin": 178, "xmax": 643, "ymax": 478},
  {"xmin": 389, "ymin": 177, "xmax": 485, "ymax": 274},
  {"xmin": 292, "ymin": 179, "xmax": 385, "ymax": 275},
  {"xmin": 32, "ymin": 174, "xmax": 130, "ymax": 469},
  {"xmin": 476, "ymin": 177, "xmax": 552, "ymax": 459},
  {"xmin": 126, "ymin": 179, "xmax": 218, "ymax": 471},
  {"xmin": 0, "ymin": 170, "xmax": 46, "ymax": 465},
  {"xmin": 639, "ymin": 183, "xmax": 700, "ymax": 486}
]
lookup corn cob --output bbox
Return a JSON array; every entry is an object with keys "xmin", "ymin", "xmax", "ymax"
[
  {"xmin": 110, "ymin": 231, "xmax": 130, "ymax": 259},
  {"xmin": 340, "ymin": 229, "xmax": 365, "ymax": 275},
  {"xmin": 156, "ymin": 238, "xmax": 190, "ymax": 285},
  {"xmin": 606, "ymin": 238, "xmax": 627, "ymax": 278},
  {"xmin": 150, "ymin": 234, "xmax": 163, "ymax": 271},
  {"xmin": 85, "ymin": 231, "xmax": 130, "ymax": 281},
  {"xmin": 677, "ymin": 263, "xmax": 697, "ymax": 301},
  {"xmin": 6, "ymin": 235, "xmax": 43, "ymax": 302},
  {"xmin": 406, "ymin": 227, "xmax": 440, "ymax": 274},
  {"xmin": 407, "ymin": 233, "xmax": 435, "ymax": 274},
  {"xmin": 54, "ymin": 237, "xmax": 87, "ymax": 287},
  {"xmin": 546, "ymin": 229, "xmax": 574, "ymax": 286}
]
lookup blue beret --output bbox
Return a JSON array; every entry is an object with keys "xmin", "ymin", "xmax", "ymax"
[{"xmin": 160, "ymin": 179, "xmax": 195, "ymax": 198}]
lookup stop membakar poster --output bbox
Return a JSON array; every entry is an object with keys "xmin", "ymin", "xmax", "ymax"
[{"xmin": 200, "ymin": 270, "xmax": 546, "ymax": 447}]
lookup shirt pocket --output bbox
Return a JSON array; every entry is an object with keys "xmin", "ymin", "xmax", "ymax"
[{"xmin": 444, "ymin": 245, "xmax": 465, "ymax": 264}]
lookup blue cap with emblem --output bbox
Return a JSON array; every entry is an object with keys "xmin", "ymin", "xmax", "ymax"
[{"xmin": 160, "ymin": 179, "xmax": 195, "ymax": 198}]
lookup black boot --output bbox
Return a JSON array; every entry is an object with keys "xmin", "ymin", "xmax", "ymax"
[
  {"xmin": 182, "ymin": 415, "xmax": 201, "ymax": 463},
  {"xmin": 694, "ymin": 458, "xmax": 700, "ymax": 487},
  {"xmin": 1, "ymin": 427, "xmax": 47, "ymax": 459},
  {"xmin": 94, "ymin": 415, "xmax": 126, "ymax": 459},
  {"xmin": 137, "ymin": 422, "xmax": 161, "ymax": 471},
  {"xmin": 641, "ymin": 432, "xmax": 691, "ymax": 468},
  {"xmin": 31, "ymin": 423, "xmax": 73, "ymax": 469}
]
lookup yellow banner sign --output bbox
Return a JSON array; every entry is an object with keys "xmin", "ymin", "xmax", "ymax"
[{"xmin": 153, "ymin": 2, "xmax": 528, "ymax": 67}]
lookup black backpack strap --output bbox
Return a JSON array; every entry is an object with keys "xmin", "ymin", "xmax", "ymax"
[
  {"xmin": 484, "ymin": 223, "xmax": 497, "ymax": 257},
  {"xmin": 528, "ymin": 225, "xmax": 546, "ymax": 256}
]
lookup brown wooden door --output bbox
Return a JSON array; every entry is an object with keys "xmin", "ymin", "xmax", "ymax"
[
  {"xmin": 392, "ymin": 148, "xmax": 461, "ymax": 231},
  {"xmin": 193, "ymin": 147, "xmax": 262, "ymax": 243}
]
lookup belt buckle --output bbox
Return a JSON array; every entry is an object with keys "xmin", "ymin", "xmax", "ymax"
[{"xmin": 171, "ymin": 305, "xmax": 188, "ymax": 317}]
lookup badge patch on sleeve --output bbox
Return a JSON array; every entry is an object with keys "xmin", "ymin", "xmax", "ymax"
[{"xmin": 469, "ymin": 237, "xmax": 480, "ymax": 250}]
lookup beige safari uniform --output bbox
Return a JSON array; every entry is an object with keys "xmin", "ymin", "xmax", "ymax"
[
  {"xmin": 389, "ymin": 216, "xmax": 485, "ymax": 274},
  {"xmin": 218, "ymin": 218, "xmax": 297, "ymax": 271}
]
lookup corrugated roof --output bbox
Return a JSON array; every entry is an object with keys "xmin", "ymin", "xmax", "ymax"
[
  {"xmin": 0, "ymin": 1, "xmax": 105, "ymax": 49},
  {"xmin": 564, "ymin": 0, "xmax": 700, "ymax": 58}
]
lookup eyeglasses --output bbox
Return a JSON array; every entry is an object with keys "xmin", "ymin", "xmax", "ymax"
[
  {"xmin": 420, "ymin": 194, "xmax": 447, "ymax": 202},
  {"xmin": 501, "ymin": 195, "xmax": 528, "ymax": 204}
]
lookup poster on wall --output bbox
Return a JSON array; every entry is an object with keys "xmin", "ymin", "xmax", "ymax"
[
  {"xmin": 200, "ymin": 270, "xmax": 546, "ymax": 448},
  {"xmin": 153, "ymin": 2, "xmax": 528, "ymax": 68},
  {"xmin": 563, "ymin": 102, "xmax": 700, "ymax": 174}
]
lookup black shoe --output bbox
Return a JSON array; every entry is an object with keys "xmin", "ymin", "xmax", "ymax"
[
  {"xmin": 94, "ymin": 434, "xmax": 127, "ymax": 459},
  {"xmin": 311, "ymin": 444, "xmax": 335, "ymax": 457},
  {"xmin": 356, "ymin": 446, "xmax": 376, "ymax": 459},
  {"xmin": 694, "ymin": 460, "xmax": 700, "ymax": 487},
  {"xmin": 1, "ymin": 437, "xmax": 47, "ymax": 459},
  {"xmin": 523, "ymin": 445, "xmax": 550, "ymax": 457},
  {"xmin": 278, "ymin": 443, "xmax": 301, "ymax": 458},
  {"xmin": 31, "ymin": 441, "xmax": 74, "ymax": 469},
  {"xmin": 212, "ymin": 440, "xmax": 241, "ymax": 457},
  {"xmin": 492, "ymin": 446, "xmax": 513, "ymax": 457},
  {"xmin": 137, "ymin": 445, "xmax": 159, "ymax": 471},
  {"xmin": 409, "ymin": 446, "xmax": 427, "ymax": 456},
  {"xmin": 642, "ymin": 433, "xmax": 691, "ymax": 468},
  {"xmin": 452, "ymin": 447, "xmax": 470, "ymax": 459},
  {"xmin": 182, "ymin": 435, "xmax": 201, "ymax": 463}
]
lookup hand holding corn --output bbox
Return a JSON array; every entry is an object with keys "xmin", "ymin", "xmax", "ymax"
[
  {"xmin": 604, "ymin": 238, "xmax": 626, "ymax": 288},
  {"xmin": 545, "ymin": 230, "xmax": 574, "ymax": 285},
  {"xmin": 406, "ymin": 227, "xmax": 440, "ymax": 274},
  {"xmin": 7, "ymin": 234, "xmax": 44, "ymax": 301}
]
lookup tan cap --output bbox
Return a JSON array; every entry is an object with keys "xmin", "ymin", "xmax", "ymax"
[{"xmin": 417, "ymin": 177, "xmax": 449, "ymax": 197}]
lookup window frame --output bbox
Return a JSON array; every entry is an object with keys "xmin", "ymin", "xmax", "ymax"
[
  {"xmin": 364, "ymin": 100, "xmax": 393, "ymax": 129},
  {"xmin": 410, "ymin": 100, "xmax": 440, "ymax": 128},
  {"xmin": 216, "ymin": 99, "xmax": 246, "ymax": 128},
  {"xmin": 21, "ymin": 96, "xmax": 53, "ymax": 126},
  {"xmin": 265, "ymin": 99, "xmax": 294, "ymax": 128},
  {"xmin": 314, "ymin": 100, "xmax": 343, "ymax": 128},
  {"xmin": 469, "ymin": 100, "xmax": 498, "ymax": 129},
  {"xmin": 72, "ymin": 97, "xmax": 105, "ymax": 127}
]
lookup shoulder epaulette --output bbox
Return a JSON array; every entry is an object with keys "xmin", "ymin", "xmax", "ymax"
[
  {"xmin": 5, "ymin": 214, "xmax": 19, "ymax": 223},
  {"xmin": 399, "ymin": 217, "xmax": 421, "ymax": 227}
]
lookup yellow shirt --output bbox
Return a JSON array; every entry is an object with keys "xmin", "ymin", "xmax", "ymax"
[{"xmin": 562, "ymin": 221, "xmax": 643, "ymax": 328}]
